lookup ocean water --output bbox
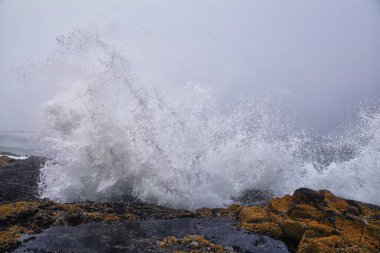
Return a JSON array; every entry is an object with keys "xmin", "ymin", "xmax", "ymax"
[
  {"xmin": 26, "ymin": 30, "xmax": 379, "ymax": 209},
  {"xmin": 0, "ymin": 131, "xmax": 42, "ymax": 156}
]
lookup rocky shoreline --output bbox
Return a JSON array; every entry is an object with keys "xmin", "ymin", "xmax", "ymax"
[
  {"xmin": 1, "ymin": 155, "xmax": 379, "ymax": 252},
  {"xmin": 0, "ymin": 155, "xmax": 46, "ymax": 202}
]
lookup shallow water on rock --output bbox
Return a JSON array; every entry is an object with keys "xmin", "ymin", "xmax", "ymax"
[{"xmin": 15, "ymin": 217, "xmax": 288, "ymax": 253}]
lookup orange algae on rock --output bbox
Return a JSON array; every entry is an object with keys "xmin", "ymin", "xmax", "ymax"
[
  {"xmin": 0, "ymin": 201, "xmax": 40, "ymax": 221},
  {"xmin": 0, "ymin": 225, "xmax": 34, "ymax": 251},
  {"xmin": 158, "ymin": 234, "xmax": 234, "ymax": 252},
  {"xmin": 270, "ymin": 194, "xmax": 293, "ymax": 214},
  {"xmin": 0, "ymin": 228, "xmax": 21, "ymax": 251},
  {"xmin": 228, "ymin": 188, "xmax": 380, "ymax": 252},
  {"xmin": 1, "ymin": 188, "xmax": 379, "ymax": 253},
  {"xmin": 0, "ymin": 199, "xmax": 191, "ymax": 252}
]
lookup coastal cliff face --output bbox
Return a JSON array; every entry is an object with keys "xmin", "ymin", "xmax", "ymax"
[{"xmin": 0, "ymin": 188, "xmax": 379, "ymax": 252}]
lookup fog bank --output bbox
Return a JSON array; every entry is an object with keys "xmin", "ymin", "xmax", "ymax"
[{"xmin": 0, "ymin": 0, "xmax": 379, "ymax": 133}]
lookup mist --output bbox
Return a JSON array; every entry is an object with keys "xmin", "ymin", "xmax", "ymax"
[{"xmin": 0, "ymin": 0, "xmax": 379, "ymax": 134}]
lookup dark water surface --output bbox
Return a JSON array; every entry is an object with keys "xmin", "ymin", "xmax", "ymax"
[
  {"xmin": 0, "ymin": 132, "xmax": 42, "ymax": 156},
  {"xmin": 15, "ymin": 217, "xmax": 288, "ymax": 253}
]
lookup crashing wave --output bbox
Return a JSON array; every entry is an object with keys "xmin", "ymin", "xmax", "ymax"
[{"xmin": 38, "ymin": 31, "xmax": 380, "ymax": 209}]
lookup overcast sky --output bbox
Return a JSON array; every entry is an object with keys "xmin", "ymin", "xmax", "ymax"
[{"xmin": 0, "ymin": 0, "xmax": 379, "ymax": 133}]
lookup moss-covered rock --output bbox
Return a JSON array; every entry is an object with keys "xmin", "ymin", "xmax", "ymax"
[{"xmin": 227, "ymin": 188, "xmax": 380, "ymax": 252}]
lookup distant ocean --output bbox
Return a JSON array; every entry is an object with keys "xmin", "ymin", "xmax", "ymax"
[{"xmin": 0, "ymin": 131, "xmax": 42, "ymax": 156}]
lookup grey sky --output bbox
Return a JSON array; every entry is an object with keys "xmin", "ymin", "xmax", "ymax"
[{"xmin": 0, "ymin": 0, "xmax": 379, "ymax": 133}]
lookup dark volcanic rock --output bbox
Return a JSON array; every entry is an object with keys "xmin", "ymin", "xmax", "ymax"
[
  {"xmin": 0, "ymin": 156, "xmax": 15, "ymax": 167},
  {"xmin": 0, "ymin": 156, "xmax": 46, "ymax": 202},
  {"xmin": 293, "ymin": 188, "xmax": 324, "ymax": 204}
]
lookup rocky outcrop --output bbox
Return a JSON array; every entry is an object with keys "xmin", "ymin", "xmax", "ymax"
[
  {"xmin": 0, "ymin": 156, "xmax": 14, "ymax": 167},
  {"xmin": 0, "ymin": 200, "xmax": 193, "ymax": 252},
  {"xmin": 0, "ymin": 188, "xmax": 379, "ymax": 252},
  {"xmin": 0, "ymin": 156, "xmax": 46, "ymax": 202},
  {"xmin": 225, "ymin": 188, "xmax": 380, "ymax": 252}
]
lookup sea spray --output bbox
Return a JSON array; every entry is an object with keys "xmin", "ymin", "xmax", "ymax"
[
  {"xmin": 299, "ymin": 110, "xmax": 380, "ymax": 204},
  {"xmin": 38, "ymin": 31, "xmax": 380, "ymax": 209}
]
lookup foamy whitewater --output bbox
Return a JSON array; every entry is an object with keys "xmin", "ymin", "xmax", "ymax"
[{"xmin": 37, "ymin": 31, "xmax": 380, "ymax": 209}]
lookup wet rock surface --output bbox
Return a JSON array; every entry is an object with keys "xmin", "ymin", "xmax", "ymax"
[
  {"xmin": 0, "ymin": 199, "xmax": 196, "ymax": 252},
  {"xmin": 0, "ymin": 156, "xmax": 14, "ymax": 167},
  {"xmin": 0, "ymin": 188, "xmax": 379, "ymax": 252},
  {"xmin": 14, "ymin": 218, "xmax": 287, "ymax": 253},
  {"xmin": 0, "ymin": 156, "xmax": 46, "ymax": 202}
]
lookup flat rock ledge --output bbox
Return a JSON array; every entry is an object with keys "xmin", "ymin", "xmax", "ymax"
[{"xmin": 1, "ymin": 188, "xmax": 379, "ymax": 253}]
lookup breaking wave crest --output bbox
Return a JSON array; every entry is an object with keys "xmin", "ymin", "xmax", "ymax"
[{"xmin": 38, "ymin": 31, "xmax": 380, "ymax": 209}]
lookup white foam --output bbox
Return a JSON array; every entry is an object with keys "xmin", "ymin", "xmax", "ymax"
[
  {"xmin": 1, "ymin": 155, "xmax": 29, "ymax": 160},
  {"xmin": 38, "ymin": 31, "xmax": 380, "ymax": 209}
]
